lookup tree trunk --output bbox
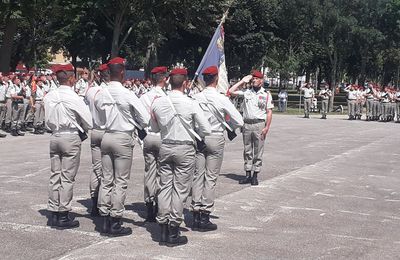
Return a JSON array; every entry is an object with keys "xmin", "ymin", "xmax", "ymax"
[
  {"xmin": 329, "ymin": 49, "xmax": 338, "ymax": 111},
  {"xmin": 359, "ymin": 48, "xmax": 368, "ymax": 86},
  {"xmin": 0, "ymin": 16, "xmax": 18, "ymax": 73}
]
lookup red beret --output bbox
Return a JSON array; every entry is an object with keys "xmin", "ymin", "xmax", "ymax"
[
  {"xmin": 202, "ymin": 66, "xmax": 218, "ymax": 76},
  {"xmin": 55, "ymin": 64, "xmax": 74, "ymax": 73},
  {"xmin": 108, "ymin": 57, "xmax": 126, "ymax": 65},
  {"xmin": 151, "ymin": 66, "xmax": 168, "ymax": 74},
  {"xmin": 251, "ymin": 70, "xmax": 263, "ymax": 79},
  {"xmin": 170, "ymin": 68, "xmax": 188, "ymax": 76},
  {"xmin": 98, "ymin": 64, "xmax": 108, "ymax": 71}
]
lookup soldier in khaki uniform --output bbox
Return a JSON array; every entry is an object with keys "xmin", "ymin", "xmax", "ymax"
[
  {"xmin": 150, "ymin": 68, "xmax": 211, "ymax": 245},
  {"xmin": 44, "ymin": 64, "xmax": 92, "ymax": 229},
  {"xmin": 0, "ymin": 75, "xmax": 8, "ymax": 137},
  {"xmin": 95, "ymin": 57, "xmax": 149, "ymax": 236},
  {"xmin": 191, "ymin": 66, "xmax": 243, "ymax": 231},
  {"xmin": 139, "ymin": 66, "xmax": 168, "ymax": 222},
  {"xmin": 32, "ymin": 78, "xmax": 46, "ymax": 134},
  {"xmin": 395, "ymin": 89, "xmax": 400, "ymax": 123},
  {"xmin": 9, "ymin": 76, "xmax": 26, "ymax": 136},
  {"xmin": 229, "ymin": 70, "xmax": 273, "ymax": 186},
  {"xmin": 300, "ymin": 83, "xmax": 314, "ymax": 118},
  {"xmin": 364, "ymin": 83, "xmax": 374, "ymax": 121},
  {"xmin": 344, "ymin": 84, "xmax": 357, "ymax": 120},
  {"xmin": 84, "ymin": 63, "xmax": 109, "ymax": 217},
  {"xmin": 318, "ymin": 84, "xmax": 331, "ymax": 119}
]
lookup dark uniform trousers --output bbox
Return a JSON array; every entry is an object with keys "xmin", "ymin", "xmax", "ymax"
[
  {"xmin": 48, "ymin": 133, "xmax": 82, "ymax": 212},
  {"xmin": 191, "ymin": 134, "xmax": 225, "ymax": 213},
  {"xmin": 157, "ymin": 143, "xmax": 196, "ymax": 226},
  {"xmin": 242, "ymin": 120, "xmax": 266, "ymax": 173},
  {"xmin": 98, "ymin": 132, "xmax": 134, "ymax": 218},
  {"xmin": 143, "ymin": 133, "xmax": 161, "ymax": 203},
  {"xmin": 90, "ymin": 129, "xmax": 105, "ymax": 198}
]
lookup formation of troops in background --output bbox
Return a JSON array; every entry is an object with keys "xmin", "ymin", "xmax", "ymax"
[{"xmin": 2, "ymin": 58, "xmax": 273, "ymax": 246}]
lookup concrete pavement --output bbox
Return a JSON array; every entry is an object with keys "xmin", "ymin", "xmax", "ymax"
[{"xmin": 0, "ymin": 114, "xmax": 399, "ymax": 259}]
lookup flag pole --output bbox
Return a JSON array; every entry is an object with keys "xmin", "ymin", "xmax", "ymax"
[{"xmin": 188, "ymin": 9, "xmax": 230, "ymax": 91}]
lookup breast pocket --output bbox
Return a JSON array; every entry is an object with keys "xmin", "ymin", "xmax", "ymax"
[{"xmin": 258, "ymin": 96, "xmax": 267, "ymax": 109}]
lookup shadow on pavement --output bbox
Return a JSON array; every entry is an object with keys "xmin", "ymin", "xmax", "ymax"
[{"xmin": 221, "ymin": 173, "xmax": 244, "ymax": 181}]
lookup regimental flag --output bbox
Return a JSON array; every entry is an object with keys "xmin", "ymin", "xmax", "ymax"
[{"xmin": 195, "ymin": 15, "xmax": 229, "ymax": 94}]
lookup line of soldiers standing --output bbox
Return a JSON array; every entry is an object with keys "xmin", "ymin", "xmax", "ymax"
[
  {"xmin": 43, "ymin": 58, "xmax": 274, "ymax": 246},
  {"xmin": 345, "ymin": 83, "xmax": 400, "ymax": 122}
]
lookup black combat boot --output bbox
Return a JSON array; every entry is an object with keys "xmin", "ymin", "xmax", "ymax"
[
  {"xmin": 239, "ymin": 171, "xmax": 252, "ymax": 184},
  {"xmin": 16, "ymin": 128, "xmax": 25, "ymax": 136},
  {"xmin": 48, "ymin": 212, "xmax": 59, "ymax": 227},
  {"xmin": 192, "ymin": 211, "xmax": 200, "ymax": 230},
  {"xmin": 101, "ymin": 216, "xmax": 110, "ymax": 234},
  {"xmin": 39, "ymin": 125, "xmax": 45, "ymax": 134},
  {"xmin": 109, "ymin": 217, "xmax": 132, "ymax": 236},
  {"xmin": 251, "ymin": 172, "xmax": 259, "ymax": 186},
  {"xmin": 159, "ymin": 223, "xmax": 169, "ymax": 244},
  {"xmin": 4, "ymin": 123, "xmax": 11, "ymax": 133},
  {"xmin": 0, "ymin": 132, "xmax": 6, "ymax": 138},
  {"xmin": 145, "ymin": 202, "xmax": 156, "ymax": 222},
  {"xmin": 20, "ymin": 123, "xmax": 26, "ymax": 132},
  {"xmin": 57, "ymin": 211, "xmax": 79, "ymax": 229},
  {"xmin": 10, "ymin": 127, "xmax": 18, "ymax": 136},
  {"xmin": 90, "ymin": 197, "xmax": 100, "ymax": 217},
  {"xmin": 167, "ymin": 224, "xmax": 188, "ymax": 246},
  {"xmin": 33, "ymin": 126, "xmax": 41, "ymax": 135},
  {"xmin": 198, "ymin": 211, "xmax": 217, "ymax": 231}
]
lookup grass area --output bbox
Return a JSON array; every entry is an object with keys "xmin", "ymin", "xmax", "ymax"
[{"xmin": 274, "ymin": 107, "xmax": 346, "ymax": 115}]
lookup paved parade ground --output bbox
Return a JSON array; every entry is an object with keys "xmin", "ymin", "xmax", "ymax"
[{"xmin": 0, "ymin": 114, "xmax": 399, "ymax": 259}]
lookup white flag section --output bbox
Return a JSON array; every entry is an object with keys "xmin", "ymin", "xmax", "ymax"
[{"xmin": 195, "ymin": 20, "xmax": 229, "ymax": 93}]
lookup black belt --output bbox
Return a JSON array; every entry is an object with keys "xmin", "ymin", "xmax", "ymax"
[
  {"xmin": 304, "ymin": 97, "xmax": 312, "ymax": 99},
  {"xmin": 35, "ymin": 99, "xmax": 43, "ymax": 101},
  {"xmin": 162, "ymin": 139, "xmax": 194, "ymax": 145},
  {"xmin": 244, "ymin": 119, "xmax": 265, "ymax": 124}
]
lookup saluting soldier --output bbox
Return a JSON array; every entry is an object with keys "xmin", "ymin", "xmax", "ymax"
[
  {"xmin": 139, "ymin": 66, "xmax": 168, "ymax": 222},
  {"xmin": 300, "ymin": 83, "xmax": 314, "ymax": 118},
  {"xmin": 44, "ymin": 64, "xmax": 92, "ymax": 229},
  {"xmin": 150, "ymin": 68, "xmax": 211, "ymax": 245},
  {"xmin": 95, "ymin": 57, "xmax": 149, "ymax": 236},
  {"xmin": 84, "ymin": 63, "xmax": 109, "ymax": 217},
  {"xmin": 318, "ymin": 83, "xmax": 331, "ymax": 119},
  {"xmin": 380, "ymin": 86, "xmax": 390, "ymax": 122},
  {"xmin": 75, "ymin": 69, "xmax": 89, "ymax": 98},
  {"xmin": 32, "ymin": 78, "xmax": 46, "ymax": 134},
  {"xmin": 364, "ymin": 83, "xmax": 374, "ymax": 121},
  {"xmin": 372, "ymin": 85, "xmax": 381, "ymax": 121},
  {"xmin": 3, "ymin": 75, "xmax": 13, "ymax": 133},
  {"xmin": 191, "ymin": 66, "xmax": 243, "ymax": 231},
  {"xmin": 9, "ymin": 76, "xmax": 26, "ymax": 136},
  {"xmin": 228, "ymin": 70, "xmax": 273, "ymax": 186},
  {"xmin": 344, "ymin": 84, "xmax": 357, "ymax": 120}
]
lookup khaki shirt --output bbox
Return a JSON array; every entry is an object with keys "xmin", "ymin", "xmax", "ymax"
[
  {"xmin": 301, "ymin": 87, "xmax": 314, "ymax": 98},
  {"xmin": 0, "ymin": 83, "xmax": 8, "ymax": 102},
  {"xmin": 140, "ymin": 86, "xmax": 166, "ymax": 133},
  {"xmin": 235, "ymin": 88, "xmax": 274, "ymax": 120},
  {"xmin": 194, "ymin": 87, "xmax": 243, "ymax": 133},
  {"xmin": 85, "ymin": 85, "xmax": 106, "ymax": 129},
  {"xmin": 75, "ymin": 78, "xmax": 89, "ymax": 97},
  {"xmin": 95, "ymin": 81, "xmax": 150, "ymax": 132},
  {"xmin": 319, "ymin": 89, "xmax": 331, "ymax": 100},
  {"xmin": 150, "ymin": 90, "xmax": 211, "ymax": 142},
  {"xmin": 44, "ymin": 85, "xmax": 93, "ymax": 133},
  {"xmin": 346, "ymin": 90, "xmax": 357, "ymax": 100},
  {"xmin": 35, "ymin": 86, "xmax": 45, "ymax": 101}
]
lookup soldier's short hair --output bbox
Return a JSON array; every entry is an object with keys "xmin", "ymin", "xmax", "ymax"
[
  {"xmin": 108, "ymin": 63, "xmax": 125, "ymax": 78},
  {"xmin": 56, "ymin": 71, "xmax": 74, "ymax": 84},
  {"xmin": 170, "ymin": 74, "xmax": 187, "ymax": 89},
  {"xmin": 203, "ymin": 74, "xmax": 217, "ymax": 86},
  {"xmin": 151, "ymin": 73, "xmax": 167, "ymax": 85}
]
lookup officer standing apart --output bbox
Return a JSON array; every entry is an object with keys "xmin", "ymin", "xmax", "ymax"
[
  {"xmin": 150, "ymin": 68, "xmax": 211, "ymax": 245},
  {"xmin": 95, "ymin": 57, "xmax": 149, "ymax": 236},
  {"xmin": 191, "ymin": 66, "xmax": 243, "ymax": 231},
  {"xmin": 228, "ymin": 70, "xmax": 273, "ymax": 186},
  {"xmin": 84, "ymin": 63, "xmax": 109, "ymax": 217},
  {"xmin": 44, "ymin": 64, "xmax": 92, "ymax": 229},
  {"xmin": 32, "ymin": 78, "xmax": 46, "ymax": 134},
  {"xmin": 139, "ymin": 66, "xmax": 168, "ymax": 222},
  {"xmin": 0, "ymin": 76, "xmax": 8, "ymax": 138},
  {"xmin": 9, "ymin": 76, "xmax": 26, "ymax": 136},
  {"xmin": 75, "ymin": 69, "xmax": 89, "ymax": 98},
  {"xmin": 318, "ymin": 83, "xmax": 331, "ymax": 119},
  {"xmin": 300, "ymin": 83, "xmax": 314, "ymax": 118}
]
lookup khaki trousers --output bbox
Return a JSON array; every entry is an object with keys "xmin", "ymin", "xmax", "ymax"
[
  {"xmin": 304, "ymin": 98, "xmax": 312, "ymax": 116},
  {"xmin": 243, "ymin": 121, "xmax": 266, "ymax": 173},
  {"xmin": 372, "ymin": 100, "xmax": 380, "ymax": 117},
  {"xmin": 157, "ymin": 143, "xmax": 195, "ymax": 226},
  {"xmin": 0, "ymin": 102, "xmax": 6, "ymax": 125},
  {"xmin": 396, "ymin": 103, "xmax": 400, "ymax": 120},
  {"xmin": 34, "ymin": 101, "xmax": 45, "ymax": 127},
  {"xmin": 143, "ymin": 133, "xmax": 161, "ymax": 203},
  {"xmin": 366, "ymin": 99, "xmax": 374, "ymax": 117},
  {"xmin": 48, "ymin": 133, "xmax": 82, "ymax": 212},
  {"xmin": 321, "ymin": 100, "xmax": 328, "ymax": 117},
  {"xmin": 191, "ymin": 134, "xmax": 225, "ymax": 213},
  {"xmin": 90, "ymin": 129, "xmax": 104, "ymax": 198},
  {"xmin": 11, "ymin": 102, "xmax": 24, "ymax": 129},
  {"xmin": 381, "ymin": 102, "xmax": 390, "ymax": 120},
  {"xmin": 99, "ymin": 132, "xmax": 134, "ymax": 218},
  {"xmin": 347, "ymin": 100, "xmax": 356, "ymax": 117},
  {"xmin": 5, "ymin": 99, "xmax": 12, "ymax": 124}
]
